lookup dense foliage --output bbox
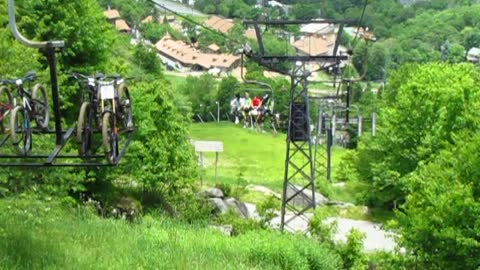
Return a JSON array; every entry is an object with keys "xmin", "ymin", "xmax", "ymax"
[
  {"xmin": 398, "ymin": 137, "xmax": 480, "ymax": 269},
  {"xmin": 352, "ymin": 63, "xmax": 480, "ymax": 208}
]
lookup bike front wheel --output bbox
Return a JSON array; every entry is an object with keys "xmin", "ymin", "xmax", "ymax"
[
  {"xmin": 117, "ymin": 83, "xmax": 133, "ymax": 130},
  {"xmin": 32, "ymin": 83, "xmax": 49, "ymax": 130},
  {"xmin": 0, "ymin": 86, "xmax": 13, "ymax": 145},
  {"xmin": 10, "ymin": 106, "xmax": 32, "ymax": 155},
  {"xmin": 102, "ymin": 112, "xmax": 117, "ymax": 164}
]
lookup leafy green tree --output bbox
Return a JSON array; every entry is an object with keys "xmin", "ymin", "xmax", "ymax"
[
  {"xmin": 123, "ymin": 81, "xmax": 198, "ymax": 192},
  {"xmin": 352, "ymin": 63, "xmax": 480, "ymax": 208},
  {"xmin": 19, "ymin": 0, "xmax": 115, "ymax": 69},
  {"xmin": 141, "ymin": 22, "xmax": 170, "ymax": 43},
  {"xmin": 133, "ymin": 44, "xmax": 163, "ymax": 75},
  {"xmin": 399, "ymin": 135, "xmax": 480, "ymax": 269},
  {"xmin": 290, "ymin": 4, "xmax": 319, "ymax": 20},
  {"xmin": 447, "ymin": 43, "xmax": 466, "ymax": 63},
  {"xmin": 178, "ymin": 74, "xmax": 218, "ymax": 121},
  {"xmin": 216, "ymin": 76, "xmax": 240, "ymax": 117}
]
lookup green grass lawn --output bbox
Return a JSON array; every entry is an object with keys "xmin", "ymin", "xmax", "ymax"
[
  {"xmin": 189, "ymin": 122, "xmax": 396, "ymax": 222},
  {"xmin": 164, "ymin": 72, "xmax": 187, "ymax": 88},
  {"xmin": 190, "ymin": 122, "xmax": 350, "ymax": 191}
]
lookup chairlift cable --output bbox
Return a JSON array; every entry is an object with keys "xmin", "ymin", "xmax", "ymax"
[
  {"xmin": 145, "ymin": 0, "xmax": 244, "ymax": 47},
  {"xmin": 351, "ymin": 0, "xmax": 369, "ymax": 48}
]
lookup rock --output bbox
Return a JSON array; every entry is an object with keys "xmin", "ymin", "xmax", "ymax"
[
  {"xmin": 332, "ymin": 182, "xmax": 346, "ymax": 187},
  {"xmin": 208, "ymin": 198, "xmax": 229, "ymax": 215},
  {"xmin": 326, "ymin": 201, "xmax": 355, "ymax": 208},
  {"xmin": 200, "ymin": 188, "xmax": 224, "ymax": 199},
  {"xmin": 325, "ymin": 217, "xmax": 397, "ymax": 252},
  {"xmin": 210, "ymin": 225, "xmax": 233, "ymax": 236},
  {"xmin": 244, "ymin": 203, "xmax": 260, "ymax": 220},
  {"xmin": 111, "ymin": 196, "xmax": 142, "ymax": 222},
  {"xmin": 245, "ymin": 184, "xmax": 281, "ymax": 199},
  {"xmin": 286, "ymin": 185, "xmax": 329, "ymax": 207},
  {"xmin": 225, "ymin": 198, "xmax": 249, "ymax": 218}
]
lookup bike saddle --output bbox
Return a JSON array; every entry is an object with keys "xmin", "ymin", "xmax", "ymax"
[
  {"xmin": 95, "ymin": 72, "xmax": 105, "ymax": 80},
  {"xmin": 110, "ymin": 74, "xmax": 122, "ymax": 80},
  {"xmin": 25, "ymin": 71, "xmax": 37, "ymax": 81}
]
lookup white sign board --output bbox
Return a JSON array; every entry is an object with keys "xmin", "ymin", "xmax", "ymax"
[{"xmin": 193, "ymin": 141, "xmax": 223, "ymax": 152}]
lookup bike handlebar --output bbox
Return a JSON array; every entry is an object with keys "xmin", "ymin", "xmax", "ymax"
[{"xmin": 0, "ymin": 71, "xmax": 37, "ymax": 85}]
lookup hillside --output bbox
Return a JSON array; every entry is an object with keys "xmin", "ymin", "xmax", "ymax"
[
  {"xmin": 189, "ymin": 122, "xmax": 349, "ymax": 191},
  {"xmin": 0, "ymin": 198, "xmax": 341, "ymax": 270}
]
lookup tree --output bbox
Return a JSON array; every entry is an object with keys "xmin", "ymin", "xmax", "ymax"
[
  {"xmin": 178, "ymin": 74, "xmax": 218, "ymax": 121},
  {"xmin": 351, "ymin": 63, "xmax": 480, "ymax": 208},
  {"xmin": 290, "ymin": 4, "xmax": 320, "ymax": 20},
  {"xmin": 141, "ymin": 22, "xmax": 170, "ymax": 43},
  {"xmin": 133, "ymin": 44, "xmax": 163, "ymax": 75},
  {"xmin": 122, "ymin": 80, "xmax": 198, "ymax": 192},
  {"xmin": 216, "ymin": 76, "xmax": 240, "ymax": 117},
  {"xmin": 19, "ymin": 0, "xmax": 115, "ymax": 69},
  {"xmin": 399, "ymin": 135, "xmax": 480, "ymax": 269}
]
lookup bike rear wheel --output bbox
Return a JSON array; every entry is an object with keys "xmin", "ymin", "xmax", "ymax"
[
  {"xmin": 10, "ymin": 106, "xmax": 32, "ymax": 155},
  {"xmin": 32, "ymin": 83, "xmax": 49, "ymax": 130},
  {"xmin": 117, "ymin": 83, "xmax": 133, "ymax": 130},
  {"xmin": 102, "ymin": 112, "xmax": 117, "ymax": 164},
  {"xmin": 77, "ymin": 102, "xmax": 94, "ymax": 156},
  {"xmin": 0, "ymin": 86, "xmax": 13, "ymax": 145}
]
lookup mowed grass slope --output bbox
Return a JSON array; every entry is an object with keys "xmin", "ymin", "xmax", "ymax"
[{"xmin": 190, "ymin": 122, "xmax": 349, "ymax": 191}]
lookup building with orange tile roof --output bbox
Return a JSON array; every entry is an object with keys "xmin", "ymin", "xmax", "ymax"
[
  {"xmin": 155, "ymin": 36, "xmax": 239, "ymax": 71},
  {"xmin": 292, "ymin": 34, "xmax": 336, "ymax": 56},
  {"xmin": 207, "ymin": 43, "xmax": 221, "ymax": 53},
  {"xmin": 104, "ymin": 9, "xmax": 120, "ymax": 20},
  {"xmin": 204, "ymin": 15, "xmax": 234, "ymax": 34},
  {"xmin": 115, "ymin": 19, "xmax": 131, "ymax": 32},
  {"xmin": 141, "ymin": 15, "xmax": 155, "ymax": 24}
]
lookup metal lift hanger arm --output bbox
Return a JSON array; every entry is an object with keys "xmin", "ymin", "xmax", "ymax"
[{"xmin": 8, "ymin": 0, "xmax": 64, "ymax": 49}]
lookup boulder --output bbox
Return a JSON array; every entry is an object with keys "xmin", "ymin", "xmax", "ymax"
[
  {"xmin": 210, "ymin": 225, "xmax": 233, "ymax": 236},
  {"xmin": 245, "ymin": 184, "xmax": 281, "ymax": 199},
  {"xmin": 326, "ymin": 201, "xmax": 355, "ymax": 208},
  {"xmin": 208, "ymin": 198, "xmax": 229, "ymax": 215},
  {"xmin": 225, "ymin": 198, "xmax": 249, "ymax": 218},
  {"xmin": 200, "ymin": 188, "xmax": 224, "ymax": 199},
  {"xmin": 111, "ymin": 196, "xmax": 142, "ymax": 222},
  {"xmin": 286, "ymin": 185, "xmax": 329, "ymax": 207}
]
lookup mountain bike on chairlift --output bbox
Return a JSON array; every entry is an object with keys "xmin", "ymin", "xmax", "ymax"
[
  {"xmin": 71, "ymin": 72, "xmax": 104, "ymax": 157},
  {"xmin": 1, "ymin": 71, "xmax": 49, "ymax": 155},
  {"xmin": 0, "ymin": 80, "xmax": 14, "ymax": 147},
  {"xmin": 97, "ymin": 74, "xmax": 133, "ymax": 164}
]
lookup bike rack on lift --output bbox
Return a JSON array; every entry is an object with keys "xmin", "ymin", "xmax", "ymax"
[{"xmin": 0, "ymin": 0, "xmax": 133, "ymax": 167}]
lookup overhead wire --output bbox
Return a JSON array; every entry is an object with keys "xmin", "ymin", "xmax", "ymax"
[{"xmin": 145, "ymin": 0, "xmax": 244, "ymax": 47}]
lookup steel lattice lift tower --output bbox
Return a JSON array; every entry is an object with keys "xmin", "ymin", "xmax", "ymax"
[{"xmin": 243, "ymin": 19, "xmax": 351, "ymax": 231}]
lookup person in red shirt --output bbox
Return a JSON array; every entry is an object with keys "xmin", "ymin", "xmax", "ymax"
[{"xmin": 252, "ymin": 96, "xmax": 262, "ymax": 109}]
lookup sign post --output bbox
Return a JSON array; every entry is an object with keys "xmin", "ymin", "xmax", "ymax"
[{"xmin": 193, "ymin": 141, "xmax": 224, "ymax": 183}]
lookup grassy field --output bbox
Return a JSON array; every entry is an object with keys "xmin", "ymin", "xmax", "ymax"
[
  {"xmin": 0, "ymin": 198, "xmax": 341, "ymax": 270},
  {"xmin": 190, "ymin": 122, "xmax": 350, "ymax": 191},
  {"xmin": 189, "ymin": 122, "xmax": 396, "ymax": 223}
]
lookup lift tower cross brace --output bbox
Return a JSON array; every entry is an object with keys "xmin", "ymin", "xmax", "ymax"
[{"xmin": 244, "ymin": 19, "xmax": 350, "ymax": 232}]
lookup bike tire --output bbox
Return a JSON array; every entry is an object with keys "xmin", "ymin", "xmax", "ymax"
[
  {"xmin": 102, "ymin": 112, "xmax": 117, "ymax": 164},
  {"xmin": 77, "ymin": 102, "xmax": 92, "ymax": 155},
  {"xmin": 10, "ymin": 106, "xmax": 32, "ymax": 155},
  {"xmin": 117, "ymin": 83, "xmax": 133, "ymax": 129},
  {"xmin": 0, "ymin": 86, "xmax": 13, "ymax": 143},
  {"xmin": 32, "ymin": 83, "xmax": 49, "ymax": 129}
]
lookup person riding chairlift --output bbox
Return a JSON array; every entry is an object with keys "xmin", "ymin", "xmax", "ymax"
[
  {"xmin": 242, "ymin": 91, "xmax": 252, "ymax": 128},
  {"xmin": 230, "ymin": 93, "xmax": 242, "ymax": 124}
]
